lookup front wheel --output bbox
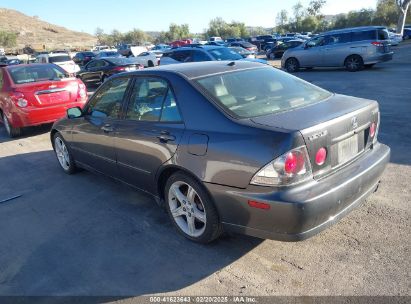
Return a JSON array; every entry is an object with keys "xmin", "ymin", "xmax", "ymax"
[
  {"xmin": 53, "ymin": 133, "xmax": 77, "ymax": 174},
  {"xmin": 165, "ymin": 172, "xmax": 223, "ymax": 243},
  {"xmin": 2, "ymin": 112, "xmax": 21, "ymax": 138},
  {"xmin": 285, "ymin": 58, "xmax": 300, "ymax": 73},
  {"xmin": 345, "ymin": 55, "xmax": 364, "ymax": 72}
]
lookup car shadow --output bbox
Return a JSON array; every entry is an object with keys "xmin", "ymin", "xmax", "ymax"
[
  {"xmin": 0, "ymin": 124, "xmax": 53, "ymax": 143},
  {"xmin": 0, "ymin": 151, "xmax": 262, "ymax": 296}
]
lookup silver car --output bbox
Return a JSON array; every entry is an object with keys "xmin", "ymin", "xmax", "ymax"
[{"xmin": 282, "ymin": 26, "xmax": 394, "ymax": 72}]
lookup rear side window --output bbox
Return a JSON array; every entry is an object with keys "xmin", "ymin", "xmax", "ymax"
[
  {"xmin": 170, "ymin": 51, "xmax": 192, "ymax": 62},
  {"xmin": 351, "ymin": 30, "xmax": 376, "ymax": 42},
  {"xmin": 192, "ymin": 51, "xmax": 211, "ymax": 62},
  {"xmin": 126, "ymin": 77, "xmax": 182, "ymax": 122},
  {"xmin": 377, "ymin": 29, "xmax": 389, "ymax": 40}
]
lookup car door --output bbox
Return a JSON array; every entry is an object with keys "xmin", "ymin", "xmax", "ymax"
[
  {"xmin": 70, "ymin": 77, "xmax": 132, "ymax": 176},
  {"xmin": 80, "ymin": 60, "xmax": 98, "ymax": 83},
  {"xmin": 114, "ymin": 76, "xmax": 185, "ymax": 192},
  {"xmin": 299, "ymin": 36, "xmax": 326, "ymax": 67},
  {"xmin": 322, "ymin": 34, "xmax": 350, "ymax": 67}
]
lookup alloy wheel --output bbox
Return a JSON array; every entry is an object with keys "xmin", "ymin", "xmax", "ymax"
[
  {"xmin": 168, "ymin": 181, "xmax": 207, "ymax": 238},
  {"xmin": 54, "ymin": 137, "xmax": 71, "ymax": 171}
]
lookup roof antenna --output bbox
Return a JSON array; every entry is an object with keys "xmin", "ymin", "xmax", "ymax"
[{"xmin": 227, "ymin": 61, "xmax": 236, "ymax": 66}]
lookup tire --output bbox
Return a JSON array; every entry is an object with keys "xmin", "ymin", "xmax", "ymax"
[
  {"xmin": 165, "ymin": 172, "xmax": 223, "ymax": 243},
  {"xmin": 148, "ymin": 60, "xmax": 154, "ymax": 67},
  {"xmin": 53, "ymin": 132, "xmax": 77, "ymax": 174},
  {"xmin": 285, "ymin": 57, "xmax": 300, "ymax": 73},
  {"xmin": 345, "ymin": 55, "xmax": 364, "ymax": 72},
  {"xmin": 2, "ymin": 112, "xmax": 21, "ymax": 138}
]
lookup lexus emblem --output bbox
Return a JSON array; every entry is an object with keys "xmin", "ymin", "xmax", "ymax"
[{"xmin": 351, "ymin": 116, "xmax": 358, "ymax": 129}]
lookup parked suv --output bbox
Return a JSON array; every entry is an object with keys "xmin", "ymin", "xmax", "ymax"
[
  {"xmin": 282, "ymin": 26, "xmax": 393, "ymax": 72},
  {"xmin": 160, "ymin": 45, "xmax": 267, "ymax": 65},
  {"xmin": 37, "ymin": 53, "xmax": 81, "ymax": 74}
]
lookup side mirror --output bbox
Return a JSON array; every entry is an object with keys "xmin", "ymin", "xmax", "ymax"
[{"xmin": 67, "ymin": 107, "xmax": 83, "ymax": 119}]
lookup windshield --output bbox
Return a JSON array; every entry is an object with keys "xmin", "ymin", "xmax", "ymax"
[
  {"xmin": 8, "ymin": 64, "xmax": 69, "ymax": 84},
  {"xmin": 208, "ymin": 48, "xmax": 243, "ymax": 61},
  {"xmin": 49, "ymin": 55, "xmax": 71, "ymax": 63},
  {"xmin": 195, "ymin": 67, "xmax": 332, "ymax": 118}
]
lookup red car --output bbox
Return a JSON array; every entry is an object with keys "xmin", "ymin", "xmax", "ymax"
[
  {"xmin": 169, "ymin": 39, "xmax": 192, "ymax": 48},
  {"xmin": 0, "ymin": 63, "xmax": 87, "ymax": 137}
]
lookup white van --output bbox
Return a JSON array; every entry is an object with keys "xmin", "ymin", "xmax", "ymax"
[{"xmin": 37, "ymin": 53, "xmax": 81, "ymax": 74}]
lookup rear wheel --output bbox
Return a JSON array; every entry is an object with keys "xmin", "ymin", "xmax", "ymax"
[
  {"xmin": 2, "ymin": 112, "xmax": 21, "ymax": 138},
  {"xmin": 165, "ymin": 172, "xmax": 223, "ymax": 243},
  {"xmin": 345, "ymin": 55, "xmax": 364, "ymax": 72},
  {"xmin": 148, "ymin": 60, "xmax": 154, "ymax": 67},
  {"xmin": 285, "ymin": 57, "xmax": 300, "ymax": 73}
]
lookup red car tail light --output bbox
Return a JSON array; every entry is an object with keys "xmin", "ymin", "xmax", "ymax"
[
  {"xmin": 113, "ymin": 66, "xmax": 126, "ymax": 72},
  {"xmin": 371, "ymin": 41, "xmax": 383, "ymax": 47},
  {"xmin": 369, "ymin": 122, "xmax": 376, "ymax": 138},
  {"xmin": 250, "ymin": 146, "xmax": 312, "ymax": 186},
  {"xmin": 9, "ymin": 91, "xmax": 28, "ymax": 108},
  {"xmin": 315, "ymin": 147, "xmax": 327, "ymax": 166},
  {"xmin": 77, "ymin": 82, "xmax": 87, "ymax": 99}
]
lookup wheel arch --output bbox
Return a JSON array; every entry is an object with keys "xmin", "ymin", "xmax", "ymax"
[{"xmin": 344, "ymin": 53, "xmax": 364, "ymax": 64}]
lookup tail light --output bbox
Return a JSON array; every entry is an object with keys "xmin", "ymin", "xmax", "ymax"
[
  {"xmin": 9, "ymin": 91, "xmax": 28, "ymax": 108},
  {"xmin": 371, "ymin": 42, "xmax": 383, "ymax": 47},
  {"xmin": 138, "ymin": 64, "xmax": 144, "ymax": 69},
  {"xmin": 250, "ymin": 146, "xmax": 312, "ymax": 186},
  {"xmin": 78, "ymin": 82, "xmax": 87, "ymax": 99},
  {"xmin": 369, "ymin": 122, "xmax": 376, "ymax": 138},
  {"xmin": 113, "ymin": 66, "xmax": 126, "ymax": 72}
]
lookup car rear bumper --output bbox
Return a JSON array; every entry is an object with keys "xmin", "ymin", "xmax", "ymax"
[
  {"xmin": 9, "ymin": 101, "xmax": 86, "ymax": 128},
  {"xmin": 205, "ymin": 143, "xmax": 390, "ymax": 241},
  {"xmin": 365, "ymin": 52, "xmax": 394, "ymax": 64}
]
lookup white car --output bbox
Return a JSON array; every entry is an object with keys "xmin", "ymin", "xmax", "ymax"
[
  {"xmin": 36, "ymin": 53, "xmax": 81, "ymax": 74},
  {"xmin": 388, "ymin": 32, "xmax": 403, "ymax": 46},
  {"xmin": 130, "ymin": 50, "xmax": 158, "ymax": 67},
  {"xmin": 0, "ymin": 48, "xmax": 5, "ymax": 56}
]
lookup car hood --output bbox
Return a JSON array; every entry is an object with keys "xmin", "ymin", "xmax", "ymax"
[{"xmin": 242, "ymin": 58, "xmax": 268, "ymax": 65}]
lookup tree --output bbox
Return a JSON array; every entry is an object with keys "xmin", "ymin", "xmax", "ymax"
[
  {"xmin": 307, "ymin": 0, "xmax": 326, "ymax": 16},
  {"xmin": 206, "ymin": 18, "xmax": 249, "ymax": 39},
  {"xmin": 396, "ymin": 0, "xmax": 411, "ymax": 34},
  {"xmin": 95, "ymin": 27, "xmax": 105, "ymax": 44},
  {"xmin": 123, "ymin": 29, "xmax": 149, "ymax": 45},
  {"xmin": 0, "ymin": 31, "xmax": 18, "ymax": 48},
  {"xmin": 276, "ymin": 10, "xmax": 289, "ymax": 33},
  {"xmin": 292, "ymin": 1, "xmax": 305, "ymax": 31},
  {"xmin": 300, "ymin": 15, "xmax": 320, "ymax": 32}
]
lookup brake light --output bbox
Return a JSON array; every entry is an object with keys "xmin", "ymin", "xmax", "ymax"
[
  {"xmin": 371, "ymin": 42, "xmax": 383, "ymax": 47},
  {"xmin": 9, "ymin": 91, "xmax": 28, "ymax": 108},
  {"xmin": 315, "ymin": 148, "xmax": 327, "ymax": 166},
  {"xmin": 113, "ymin": 66, "xmax": 126, "ymax": 72},
  {"xmin": 250, "ymin": 146, "xmax": 312, "ymax": 186},
  {"xmin": 248, "ymin": 200, "xmax": 271, "ymax": 210},
  {"xmin": 369, "ymin": 122, "xmax": 376, "ymax": 138},
  {"xmin": 78, "ymin": 82, "xmax": 87, "ymax": 99}
]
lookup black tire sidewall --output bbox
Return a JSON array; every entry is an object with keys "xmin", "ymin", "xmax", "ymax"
[
  {"xmin": 286, "ymin": 58, "xmax": 299, "ymax": 73},
  {"xmin": 2, "ymin": 113, "xmax": 21, "ymax": 138},
  {"xmin": 164, "ymin": 172, "xmax": 222, "ymax": 243},
  {"xmin": 345, "ymin": 55, "xmax": 363, "ymax": 72}
]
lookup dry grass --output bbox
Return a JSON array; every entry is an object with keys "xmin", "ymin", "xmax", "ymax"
[{"xmin": 0, "ymin": 8, "xmax": 97, "ymax": 51}]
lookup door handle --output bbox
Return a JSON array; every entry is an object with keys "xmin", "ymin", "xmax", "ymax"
[
  {"xmin": 101, "ymin": 124, "xmax": 114, "ymax": 133},
  {"xmin": 157, "ymin": 131, "xmax": 175, "ymax": 142}
]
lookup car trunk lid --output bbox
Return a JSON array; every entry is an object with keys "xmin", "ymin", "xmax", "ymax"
[
  {"xmin": 14, "ymin": 79, "xmax": 80, "ymax": 108},
  {"xmin": 250, "ymin": 94, "xmax": 380, "ymax": 178}
]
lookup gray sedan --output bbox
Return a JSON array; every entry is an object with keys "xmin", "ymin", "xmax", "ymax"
[{"xmin": 51, "ymin": 61, "xmax": 390, "ymax": 243}]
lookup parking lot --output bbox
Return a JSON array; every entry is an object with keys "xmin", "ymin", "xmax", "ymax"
[{"xmin": 0, "ymin": 42, "xmax": 410, "ymax": 297}]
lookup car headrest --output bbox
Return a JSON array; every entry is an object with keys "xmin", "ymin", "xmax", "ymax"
[{"xmin": 213, "ymin": 84, "xmax": 229, "ymax": 97}]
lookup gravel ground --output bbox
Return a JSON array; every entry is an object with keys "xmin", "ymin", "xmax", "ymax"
[{"xmin": 0, "ymin": 43, "xmax": 409, "ymax": 298}]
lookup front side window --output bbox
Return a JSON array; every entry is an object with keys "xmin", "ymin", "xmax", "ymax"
[
  {"xmin": 192, "ymin": 51, "xmax": 211, "ymax": 62},
  {"xmin": 171, "ymin": 51, "xmax": 192, "ymax": 62},
  {"xmin": 87, "ymin": 77, "xmax": 130, "ymax": 119},
  {"xmin": 126, "ymin": 77, "xmax": 181, "ymax": 122},
  {"xmin": 195, "ymin": 67, "xmax": 332, "ymax": 119},
  {"xmin": 306, "ymin": 36, "xmax": 325, "ymax": 47}
]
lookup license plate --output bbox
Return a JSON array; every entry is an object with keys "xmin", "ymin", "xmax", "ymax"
[{"xmin": 338, "ymin": 135, "xmax": 358, "ymax": 164}]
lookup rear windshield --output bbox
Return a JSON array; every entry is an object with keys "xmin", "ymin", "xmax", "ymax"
[
  {"xmin": 107, "ymin": 58, "xmax": 139, "ymax": 65},
  {"xmin": 195, "ymin": 67, "xmax": 332, "ymax": 118},
  {"xmin": 49, "ymin": 55, "xmax": 71, "ymax": 63},
  {"xmin": 208, "ymin": 48, "xmax": 243, "ymax": 61},
  {"xmin": 8, "ymin": 64, "xmax": 69, "ymax": 84}
]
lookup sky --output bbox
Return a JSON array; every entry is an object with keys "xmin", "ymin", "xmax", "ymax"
[{"xmin": 1, "ymin": 0, "xmax": 378, "ymax": 34}]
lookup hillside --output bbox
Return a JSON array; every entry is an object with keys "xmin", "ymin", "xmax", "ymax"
[{"xmin": 0, "ymin": 8, "xmax": 97, "ymax": 51}]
